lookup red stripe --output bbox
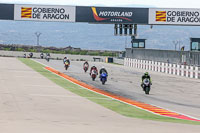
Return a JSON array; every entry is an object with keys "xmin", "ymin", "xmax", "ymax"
[
  {"xmin": 156, "ymin": 14, "xmax": 166, "ymax": 17},
  {"xmin": 22, "ymin": 13, "xmax": 32, "ymax": 16}
]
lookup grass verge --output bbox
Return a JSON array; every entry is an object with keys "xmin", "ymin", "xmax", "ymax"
[{"xmin": 19, "ymin": 58, "xmax": 200, "ymax": 125}]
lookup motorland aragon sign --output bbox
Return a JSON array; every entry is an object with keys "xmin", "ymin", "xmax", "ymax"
[
  {"xmin": 149, "ymin": 8, "xmax": 200, "ymax": 25},
  {"xmin": 76, "ymin": 6, "xmax": 148, "ymax": 24},
  {"xmin": 14, "ymin": 5, "xmax": 75, "ymax": 22}
]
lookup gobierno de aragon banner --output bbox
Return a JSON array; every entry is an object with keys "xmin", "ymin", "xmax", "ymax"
[
  {"xmin": 149, "ymin": 8, "xmax": 200, "ymax": 25},
  {"xmin": 14, "ymin": 4, "xmax": 76, "ymax": 22},
  {"xmin": 76, "ymin": 6, "xmax": 148, "ymax": 24}
]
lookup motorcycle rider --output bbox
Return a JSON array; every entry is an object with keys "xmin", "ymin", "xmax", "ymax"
[
  {"xmin": 141, "ymin": 72, "xmax": 152, "ymax": 89},
  {"xmin": 40, "ymin": 53, "xmax": 44, "ymax": 59},
  {"xmin": 83, "ymin": 61, "xmax": 89, "ymax": 69},
  {"xmin": 63, "ymin": 57, "xmax": 67, "ymax": 64},
  {"xmin": 99, "ymin": 66, "xmax": 108, "ymax": 75},
  {"xmin": 64, "ymin": 57, "xmax": 70, "ymax": 65},
  {"xmin": 90, "ymin": 65, "xmax": 98, "ymax": 75},
  {"xmin": 29, "ymin": 52, "xmax": 33, "ymax": 58},
  {"xmin": 45, "ymin": 53, "xmax": 50, "ymax": 61}
]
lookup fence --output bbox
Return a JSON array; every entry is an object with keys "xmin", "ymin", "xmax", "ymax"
[
  {"xmin": 124, "ymin": 58, "xmax": 200, "ymax": 79},
  {"xmin": 126, "ymin": 48, "xmax": 200, "ymax": 66}
]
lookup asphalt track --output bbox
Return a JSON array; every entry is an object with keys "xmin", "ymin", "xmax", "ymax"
[
  {"xmin": 1, "ymin": 57, "xmax": 200, "ymax": 133},
  {"xmin": 35, "ymin": 59, "xmax": 200, "ymax": 119}
]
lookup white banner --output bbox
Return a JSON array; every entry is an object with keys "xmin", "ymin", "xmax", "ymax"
[
  {"xmin": 149, "ymin": 8, "xmax": 200, "ymax": 25},
  {"xmin": 14, "ymin": 4, "xmax": 75, "ymax": 22}
]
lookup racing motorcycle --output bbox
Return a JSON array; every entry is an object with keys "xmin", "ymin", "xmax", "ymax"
[
  {"xmin": 142, "ymin": 78, "xmax": 151, "ymax": 95},
  {"xmin": 100, "ymin": 72, "xmax": 107, "ymax": 85},
  {"xmin": 40, "ymin": 53, "xmax": 44, "ymax": 59},
  {"xmin": 46, "ymin": 55, "xmax": 50, "ymax": 62},
  {"xmin": 83, "ymin": 65, "xmax": 89, "ymax": 73},
  {"xmin": 91, "ymin": 69, "xmax": 97, "ymax": 81}
]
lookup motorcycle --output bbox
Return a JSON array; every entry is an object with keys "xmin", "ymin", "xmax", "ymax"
[
  {"xmin": 64, "ymin": 61, "xmax": 70, "ymax": 70},
  {"xmin": 91, "ymin": 69, "xmax": 97, "ymax": 81},
  {"xmin": 142, "ymin": 78, "xmax": 151, "ymax": 95},
  {"xmin": 40, "ymin": 54, "xmax": 44, "ymax": 59},
  {"xmin": 83, "ymin": 65, "xmax": 89, "ymax": 72},
  {"xmin": 100, "ymin": 72, "xmax": 107, "ymax": 85},
  {"xmin": 46, "ymin": 55, "xmax": 50, "ymax": 62}
]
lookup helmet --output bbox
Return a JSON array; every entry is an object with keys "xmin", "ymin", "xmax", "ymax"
[
  {"xmin": 101, "ymin": 66, "xmax": 105, "ymax": 69},
  {"xmin": 144, "ymin": 72, "xmax": 149, "ymax": 75}
]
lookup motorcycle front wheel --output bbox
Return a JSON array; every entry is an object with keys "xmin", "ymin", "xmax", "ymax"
[
  {"xmin": 102, "ymin": 79, "xmax": 106, "ymax": 85},
  {"xmin": 145, "ymin": 87, "xmax": 150, "ymax": 95}
]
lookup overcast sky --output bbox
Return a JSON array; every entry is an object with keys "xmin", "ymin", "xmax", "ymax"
[{"xmin": 0, "ymin": 0, "xmax": 200, "ymax": 8}]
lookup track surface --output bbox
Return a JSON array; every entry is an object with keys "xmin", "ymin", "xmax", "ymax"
[
  {"xmin": 35, "ymin": 59, "xmax": 200, "ymax": 119},
  {"xmin": 2, "ymin": 58, "xmax": 200, "ymax": 132}
]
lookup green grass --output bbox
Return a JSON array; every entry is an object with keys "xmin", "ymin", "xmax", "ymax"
[{"xmin": 19, "ymin": 58, "xmax": 200, "ymax": 125}]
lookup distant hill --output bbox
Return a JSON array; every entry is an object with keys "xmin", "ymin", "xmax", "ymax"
[{"xmin": 0, "ymin": 20, "xmax": 200, "ymax": 51}]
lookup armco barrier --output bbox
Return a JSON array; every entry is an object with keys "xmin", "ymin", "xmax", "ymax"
[{"xmin": 124, "ymin": 58, "xmax": 200, "ymax": 79}]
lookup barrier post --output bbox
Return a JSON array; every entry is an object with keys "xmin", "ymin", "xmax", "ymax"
[
  {"xmin": 186, "ymin": 66, "xmax": 189, "ymax": 77},
  {"xmin": 130, "ymin": 59, "xmax": 132, "ymax": 67},
  {"xmin": 141, "ymin": 60, "xmax": 144, "ymax": 69},
  {"xmin": 147, "ymin": 60, "xmax": 150, "ymax": 70},
  {"xmin": 128, "ymin": 58, "xmax": 131, "ymax": 67},
  {"xmin": 155, "ymin": 62, "xmax": 158, "ymax": 72},
  {"xmin": 195, "ymin": 67, "xmax": 199, "ymax": 79},
  {"xmin": 169, "ymin": 64, "xmax": 172, "ymax": 74},
  {"xmin": 165, "ymin": 63, "xmax": 169, "ymax": 74},
  {"xmin": 177, "ymin": 65, "xmax": 180, "ymax": 76},
  {"xmin": 190, "ymin": 66, "xmax": 194, "ymax": 78},
  {"xmin": 152, "ymin": 61, "xmax": 155, "ymax": 71},
  {"xmin": 138, "ymin": 60, "xmax": 141, "ymax": 69},
  {"xmin": 144, "ymin": 60, "xmax": 147, "ymax": 70},
  {"xmin": 158, "ymin": 62, "xmax": 161, "ymax": 72},
  {"xmin": 181, "ymin": 65, "xmax": 185, "ymax": 76},
  {"xmin": 173, "ymin": 64, "xmax": 176, "ymax": 75},
  {"xmin": 124, "ymin": 58, "xmax": 126, "ymax": 66},
  {"xmin": 161, "ymin": 63, "xmax": 165, "ymax": 72},
  {"xmin": 149, "ymin": 61, "xmax": 152, "ymax": 71},
  {"xmin": 140, "ymin": 60, "xmax": 142, "ymax": 69}
]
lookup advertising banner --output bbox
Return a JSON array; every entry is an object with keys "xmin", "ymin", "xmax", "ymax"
[
  {"xmin": 14, "ymin": 4, "xmax": 76, "ymax": 22},
  {"xmin": 149, "ymin": 8, "xmax": 200, "ymax": 25},
  {"xmin": 0, "ymin": 4, "xmax": 14, "ymax": 20},
  {"xmin": 76, "ymin": 6, "xmax": 148, "ymax": 24}
]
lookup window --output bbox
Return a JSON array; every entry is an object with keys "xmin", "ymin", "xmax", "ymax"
[
  {"xmin": 133, "ymin": 42, "xmax": 139, "ymax": 48},
  {"xmin": 191, "ymin": 42, "xmax": 199, "ymax": 50},
  {"xmin": 139, "ymin": 42, "xmax": 145, "ymax": 48}
]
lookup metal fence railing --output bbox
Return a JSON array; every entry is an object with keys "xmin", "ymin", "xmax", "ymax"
[
  {"xmin": 124, "ymin": 58, "xmax": 200, "ymax": 79},
  {"xmin": 126, "ymin": 48, "xmax": 200, "ymax": 66}
]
